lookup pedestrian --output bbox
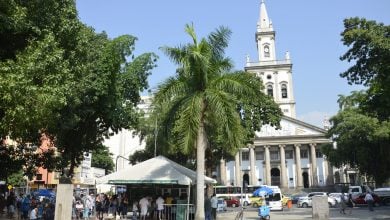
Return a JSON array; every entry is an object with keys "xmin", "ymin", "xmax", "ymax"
[
  {"xmin": 139, "ymin": 196, "xmax": 149, "ymax": 220},
  {"xmin": 131, "ymin": 201, "xmax": 138, "ymax": 220},
  {"xmin": 204, "ymin": 196, "xmax": 212, "ymax": 220},
  {"xmin": 347, "ymin": 194, "xmax": 354, "ymax": 214},
  {"xmin": 21, "ymin": 195, "xmax": 30, "ymax": 220},
  {"xmin": 7, "ymin": 192, "xmax": 16, "ymax": 219},
  {"xmin": 120, "ymin": 194, "xmax": 129, "ymax": 219},
  {"xmin": 210, "ymin": 193, "xmax": 218, "ymax": 220},
  {"xmin": 155, "ymin": 195, "xmax": 164, "ymax": 220},
  {"xmin": 165, "ymin": 193, "xmax": 173, "ymax": 219},
  {"xmin": 339, "ymin": 193, "xmax": 346, "ymax": 214},
  {"xmin": 29, "ymin": 206, "xmax": 38, "ymax": 220},
  {"xmin": 364, "ymin": 192, "xmax": 374, "ymax": 211}
]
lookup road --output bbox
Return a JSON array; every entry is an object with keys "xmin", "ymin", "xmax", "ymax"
[{"xmin": 218, "ymin": 204, "xmax": 390, "ymax": 220}]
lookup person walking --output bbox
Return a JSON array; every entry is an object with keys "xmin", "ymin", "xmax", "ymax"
[
  {"xmin": 204, "ymin": 196, "xmax": 212, "ymax": 220},
  {"xmin": 139, "ymin": 196, "xmax": 149, "ymax": 220},
  {"xmin": 155, "ymin": 196, "xmax": 164, "ymax": 220},
  {"xmin": 364, "ymin": 192, "xmax": 374, "ymax": 211},
  {"xmin": 339, "ymin": 193, "xmax": 347, "ymax": 214},
  {"xmin": 210, "ymin": 194, "xmax": 218, "ymax": 220},
  {"xmin": 347, "ymin": 194, "xmax": 354, "ymax": 214}
]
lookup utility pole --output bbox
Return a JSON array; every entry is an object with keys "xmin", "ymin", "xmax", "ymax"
[{"xmin": 154, "ymin": 118, "xmax": 158, "ymax": 157}]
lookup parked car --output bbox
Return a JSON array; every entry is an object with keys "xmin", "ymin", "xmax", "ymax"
[
  {"xmin": 218, "ymin": 196, "xmax": 240, "ymax": 207},
  {"xmin": 353, "ymin": 193, "xmax": 381, "ymax": 206},
  {"xmin": 281, "ymin": 194, "xmax": 291, "ymax": 206},
  {"xmin": 249, "ymin": 196, "xmax": 265, "ymax": 208},
  {"xmin": 290, "ymin": 193, "xmax": 307, "ymax": 204},
  {"xmin": 328, "ymin": 193, "xmax": 343, "ymax": 204},
  {"xmin": 297, "ymin": 192, "xmax": 337, "ymax": 208}
]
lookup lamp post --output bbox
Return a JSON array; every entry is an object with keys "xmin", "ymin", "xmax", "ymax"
[{"xmin": 115, "ymin": 155, "xmax": 131, "ymax": 172}]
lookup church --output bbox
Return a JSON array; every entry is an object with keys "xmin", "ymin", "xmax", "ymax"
[{"xmin": 218, "ymin": 1, "xmax": 334, "ymax": 190}]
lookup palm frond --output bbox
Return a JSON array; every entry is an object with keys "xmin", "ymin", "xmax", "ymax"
[{"xmin": 173, "ymin": 93, "xmax": 203, "ymax": 153}]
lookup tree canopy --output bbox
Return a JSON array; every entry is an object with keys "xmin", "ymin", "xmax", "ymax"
[
  {"xmin": 0, "ymin": 0, "xmax": 157, "ymax": 178},
  {"xmin": 324, "ymin": 17, "xmax": 390, "ymax": 186},
  {"xmin": 91, "ymin": 144, "xmax": 115, "ymax": 175}
]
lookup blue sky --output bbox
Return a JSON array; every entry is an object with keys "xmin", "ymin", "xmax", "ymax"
[{"xmin": 76, "ymin": 0, "xmax": 389, "ymax": 127}]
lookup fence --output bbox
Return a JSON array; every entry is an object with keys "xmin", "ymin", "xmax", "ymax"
[{"xmin": 129, "ymin": 203, "xmax": 195, "ymax": 220}]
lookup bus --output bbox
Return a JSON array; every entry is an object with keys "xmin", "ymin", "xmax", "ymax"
[
  {"xmin": 214, "ymin": 185, "xmax": 283, "ymax": 210},
  {"xmin": 214, "ymin": 186, "xmax": 251, "ymax": 206}
]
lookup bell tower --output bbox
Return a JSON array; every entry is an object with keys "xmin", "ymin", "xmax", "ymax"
[{"xmin": 245, "ymin": 0, "xmax": 296, "ymax": 118}]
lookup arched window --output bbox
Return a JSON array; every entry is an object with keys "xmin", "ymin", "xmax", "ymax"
[
  {"xmin": 264, "ymin": 45, "xmax": 270, "ymax": 57},
  {"xmin": 281, "ymin": 84, "xmax": 288, "ymax": 98},
  {"xmin": 267, "ymin": 84, "xmax": 273, "ymax": 97}
]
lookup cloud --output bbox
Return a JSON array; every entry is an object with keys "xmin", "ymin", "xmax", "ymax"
[{"xmin": 297, "ymin": 111, "xmax": 335, "ymax": 128}]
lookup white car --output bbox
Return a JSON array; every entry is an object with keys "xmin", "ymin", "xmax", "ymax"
[
  {"xmin": 298, "ymin": 192, "xmax": 337, "ymax": 208},
  {"xmin": 328, "ymin": 193, "xmax": 343, "ymax": 204}
]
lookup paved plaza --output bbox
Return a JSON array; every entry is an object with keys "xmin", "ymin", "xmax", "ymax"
[{"xmin": 218, "ymin": 205, "xmax": 390, "ymax": 220}]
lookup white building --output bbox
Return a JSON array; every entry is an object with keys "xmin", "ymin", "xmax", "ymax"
[
  {"xmin": 219, "ymin": 1, "xmax": 333, "ymax": 189},
  {"xmin": 103, "ymin": 96, "xmax": 153, "ymax": 171}
]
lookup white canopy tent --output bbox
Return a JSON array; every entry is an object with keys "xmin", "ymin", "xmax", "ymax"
[{"xmin": 96, "ymin": 155, "xmax": 216, "ymax": 185}]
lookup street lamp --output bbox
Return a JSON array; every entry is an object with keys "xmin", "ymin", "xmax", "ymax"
[{"xmin": 115, "ymin": 155, "xmax": 131, "ymax": 172}]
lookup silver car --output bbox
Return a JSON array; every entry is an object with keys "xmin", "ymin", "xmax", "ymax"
[{"xmin": 298, "ymin": 192, "xmax": 337, "ymax": 208}]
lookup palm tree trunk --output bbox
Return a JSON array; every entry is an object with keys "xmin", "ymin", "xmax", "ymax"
[{"xmin": 194, "ymin": 122, "xmax": 206, "ymax": 220}]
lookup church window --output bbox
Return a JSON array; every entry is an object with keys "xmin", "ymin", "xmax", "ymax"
[
  {"xmin": 281, "ymin": 84, "xmax": 288, "ymax": 98},
  {"xmin": 285, "ymin": 150, "xmax": 293, "ymax": 159},
  {"xmin": 267, "ymin": 85, "xmax": 273, "ymax": 97},
  {"xmin": 316, "ymin": 150, "xmax": 323, "ymax": 158},
  {"xmin": 266, "ymin": 74, "xmax": 272, "ymax": 80},
  {"xmin": 300, "ymin": 149, "xmax": 308, "ymax": 158},
  {"xmin": 264, "ymin": 45, "xmax": 270, "ymax": 57},
  {"xmin": 256, "ymin": 151, "xmax": 264, "ymax": 160},
  {"xmin": 242, "ymin": 151, "xmax": 249, "ymax": 161},
  {"xmin": 270, "ymin": 151, "xmax": 279, "ymax": 160}
]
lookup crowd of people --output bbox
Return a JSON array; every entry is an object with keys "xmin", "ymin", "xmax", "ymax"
[
  {"xmin": 91, "ymin": 192, "xmax": 188, "ymax": 220},
  {"xmin": 0, "ymin": 191, "xmax": 55, "ymax": 220}
]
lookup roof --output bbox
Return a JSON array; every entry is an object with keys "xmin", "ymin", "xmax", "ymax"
[{"xmin": 96, "ymin": 156, "xmax": 217, "ymax": 185}]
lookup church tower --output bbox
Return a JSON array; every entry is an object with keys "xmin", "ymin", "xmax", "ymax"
[{"xmin": 245, "ymin": 0, "xmax": 296, "ymax": 118}]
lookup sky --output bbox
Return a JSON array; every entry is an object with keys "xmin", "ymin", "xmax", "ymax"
[{"xmin": 76, "ymin": 0, "xmax": 389, "ymax": 127}]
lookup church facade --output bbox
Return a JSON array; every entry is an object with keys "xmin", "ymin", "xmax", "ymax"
[{"xmin": 218, "ymin": 1, "xmax": 334, "ymax": 189}]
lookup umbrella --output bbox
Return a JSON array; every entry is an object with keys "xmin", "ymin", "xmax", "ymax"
[
  {"xmin": 34, "ymin": 189, "xmax": 55, "ymax": 197},
  {"xmin": 253, "ymin": 186, "xmax": 273, "ymax": 197}
]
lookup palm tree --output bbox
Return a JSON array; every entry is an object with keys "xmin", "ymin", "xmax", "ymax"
[{"xmin": 153, "ymin": 24, "xmax": 275, "ymax": 220}]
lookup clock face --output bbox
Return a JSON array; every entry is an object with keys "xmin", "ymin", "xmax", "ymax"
[{"xmin": 264, "ymin": 47, "xmax": 269, "ymax": 53}]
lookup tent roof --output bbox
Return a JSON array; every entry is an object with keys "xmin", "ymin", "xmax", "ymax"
[{"xmin": 96, "ymin": 156, "xmax": 217, "ymax": 185}]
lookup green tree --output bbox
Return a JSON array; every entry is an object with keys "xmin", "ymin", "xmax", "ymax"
[
  {"xmin": 340, "ymin": 17, "xmax": 390, "ymax": 120},
  {"xmin": 91, "ymin": 145, "xmax": 115, "ymax": 175},
  {"xmin": 324, "ymin": 17, "xmax": 390, "ymax": 186},
  {"xmin": 153, "ymin": 24, "xmax": 281, "ymax": 220},
  {"xmin": 0, "ymin": 0, "xmax": 157, "ymax": 177}
]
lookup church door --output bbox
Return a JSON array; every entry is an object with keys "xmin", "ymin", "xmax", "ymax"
[
  {"xmin": 271, "ymin": 168, "xmax": 280, "ymax": 186},
  {"xmin": 302, "ymin": 172, "xmax": 309, "ymax": 188}
]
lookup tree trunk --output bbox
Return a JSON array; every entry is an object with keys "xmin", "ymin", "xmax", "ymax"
[{"xmin": 194, "ymin": 122, "xmax": 206, "ymax": 220}]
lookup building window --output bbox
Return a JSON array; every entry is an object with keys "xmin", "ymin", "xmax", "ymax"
[
  {"xmin": 270, "ymin": 151, "xmax": 279, "ymax": 161},
  {"xmin": 281, "ymin": 84, "xmax": 288, "ymax": 98},
  {"xmin": 300, "ymin": 149, "xmax": 308, "ymax": 158},
  {"xmin": 255, "ymin": 151, "xmax": 264, "ymax": 160},
  {"xmin": 242, "ymin": 151, "xmax": 249, "ymax": 161},
  {"xmin": 285, "ymin": 150, "xmax": 293, "ymax": 159},
  {"xmin": 316, "ymin": 150, "xmax": 323, "ymax": 158},
  {"xmin": 267, "ymin": 85, "xmax": 273, "ymax": 97},
  {"xmin": 266, "ymin": 74, "xmax": 272, "ymax": 80},
  {"xmin": 264, "ymin": 45, "xmax": 270, "ymax": 57}
]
